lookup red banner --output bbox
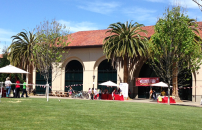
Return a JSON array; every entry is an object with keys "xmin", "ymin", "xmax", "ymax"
[{"xmin": 136, "ymin": 77, "xmax": 159, "ymax": 86}]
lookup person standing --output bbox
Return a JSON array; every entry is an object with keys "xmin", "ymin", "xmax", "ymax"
[
  {"xmin": 94, "ymin": 88, "xmax": 97, "ymax": 99},
  {"xmin": 88, "ymin": 88, "xmax": 91, "ymax": 99},
  {"xmin": 149, "ymin": 88, "xmax": 153, "ymax": 100},
  {"xmin": 91, "ymin": 88, "xmax": 94, "ymax": 100},
  {"xmin": 15, "ymin": 77, "xmax": 20, "ymax": 98},
  {"xmin": 21, "ymin": 80, "xmax": 28, "ymax": 98},
  {"xmin": 112, "ymin": 89, "xmax": 116, "ymax": 100},
  {"xmin": 5, "ymin": 77, "xmax": 12, "ymax": 98},
  {"xmin": 99, "ymin": 88, "xmax": 102, "ymax": 100},
  {"xmin": 153, "ymin": 90, "xmax": 156, "ymax": 100}
]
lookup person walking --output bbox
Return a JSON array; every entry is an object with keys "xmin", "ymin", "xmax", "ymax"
[
  {"xmin": 15, "ymin": 77, "xmax": 20, "ymax": 98},
  {"xmin": 5, "ymin": 77, "xmax": 12, "ymax": 98},
  {"xmin": 21, "ymin": 80, "xmax": 29, "ymax": 98}
]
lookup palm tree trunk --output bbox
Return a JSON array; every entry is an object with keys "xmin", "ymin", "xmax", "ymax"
[
  {"xmin": 28, "ymin": 64, "xmax": 33, "ymax": 92},
  {"xmin": 124, "ymin": 56, "xmax": 128, "ymax": 83}
]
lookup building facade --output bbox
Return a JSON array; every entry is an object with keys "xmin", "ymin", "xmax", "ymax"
[{"xmin": 31, "ymin": 25, "xmax": 202, "ymax": 102}]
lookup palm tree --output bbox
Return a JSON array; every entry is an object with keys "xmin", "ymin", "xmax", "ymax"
[
  {"xmin": 103, "ymin": 21, "xmax": 148, "ymax": 83},
  {"xmin": 7, "ymin": 30, "xmax": 37, "ymax": 89}
]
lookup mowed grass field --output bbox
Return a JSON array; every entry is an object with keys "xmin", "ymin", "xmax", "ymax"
[{"xmin": 0, "ymin": 98, "xmax": 201, "ymax": 130}]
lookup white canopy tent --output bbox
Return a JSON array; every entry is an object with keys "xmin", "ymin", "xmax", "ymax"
[
  {"xmin": 0, "ymin": 65, "xmax": 29, "ymax": 102},
  {"xmin": 150, "ymin": 82, "xmax": 173, "ymax": 87},
  {"xmin": 99, "ymin": 80, "xmax": 118, "ymax": 87},
  {"xmin": 0, "ymin": 65, "xmax": 29, "ymax": 74}
]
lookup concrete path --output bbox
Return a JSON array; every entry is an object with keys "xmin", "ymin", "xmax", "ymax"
[{"xmin": 28, "ymin": 95, "xmax": 202, "ymax": 107}]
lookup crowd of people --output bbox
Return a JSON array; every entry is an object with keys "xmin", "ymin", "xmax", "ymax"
[
  {"xmin": 87, "ymin": 87, "xmax": 122, "ymax": 100},
  {"xmin": 4, "ymin": 76, "xmax": 29, "ymax": 98}
]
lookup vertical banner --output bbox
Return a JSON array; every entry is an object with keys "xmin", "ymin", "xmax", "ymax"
[{"xmin": 119, "ymin": 83, "xmax": 128, "ymax": 98}]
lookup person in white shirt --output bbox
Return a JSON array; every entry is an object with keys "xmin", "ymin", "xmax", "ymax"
[
  {"xmin": 5, "ymin": 77, "xmax": 12, "ymax": 98},
  {"xmin": 88, "ymin": 88, "xmax": 91, "ymax": 99},
  {"xmin": 94, "ymin": 88, "xmax": 98, "ymax": 99}
]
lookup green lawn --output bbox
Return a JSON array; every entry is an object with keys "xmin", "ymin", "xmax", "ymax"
[{"xmin": 0, "ymin": 98, "xmax": 201, "ymax": 130}]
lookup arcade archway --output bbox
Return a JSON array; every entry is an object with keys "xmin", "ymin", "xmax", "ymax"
[
  {"xmin": 65, "ymin": 60, "xmax": 83, "ymax": 92},
  {"xmin": 138, "ymin": 63, "xmax": 157, "ymax": 98},
  {"xmin": 97, "ymin": 59, "xmax": 117, "ymax": 92}
]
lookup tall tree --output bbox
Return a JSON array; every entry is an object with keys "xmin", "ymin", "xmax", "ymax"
[
  {"xmin": 149, "ymin": 7, "xmax": 202, "ymax": 104},
  {"xmin": 33, "ymin": 19, "xmax": 70, "ymax": 101},
  {"xmin": 103, "ymin": 21, "xmax": 148, "ymax": 84},
  {"xmin": 7, "ymin": 30, "xmax": 37, "ymax": 90},
  {"xmin": 172, "ymin": 18, "xmax": 202, "ymax": 100}
]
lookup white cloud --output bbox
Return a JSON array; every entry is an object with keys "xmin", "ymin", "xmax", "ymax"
[
  {"xmin": 146, "ymin": 0, "xmax": 202, "ymax": 9},
  {"xmin": 123, "ymin": 7, "xmax": 158, "ymax": 25},
  {"xmin": 57, "ymin": 20, "xmax": 99, "ymax": 32},
  {"xmin": 77, "ymin": 1, "xmax": 120, "ymax": 14}
]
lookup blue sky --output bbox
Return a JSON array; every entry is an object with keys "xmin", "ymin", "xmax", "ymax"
[{"xmin": 0, "ymin": 0, "xmax": 202, "ymax": 54}]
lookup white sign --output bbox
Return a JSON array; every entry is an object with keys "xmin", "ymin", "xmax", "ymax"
[{"xmin": 119, "ymin": 83, "xmax": 128, "ymax": 98}]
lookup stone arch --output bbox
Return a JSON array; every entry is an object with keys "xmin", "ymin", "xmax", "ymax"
[
  {"xmin": 62, "ymin": 56, "xmax": 85, "ymax": 71},
  {"xmin": 93, "ymin": 56, "xmax": 106, "ymax": 71},
  {"xmin": 64, "ymin": 59, "xmax": 84, "ymax": 91}
]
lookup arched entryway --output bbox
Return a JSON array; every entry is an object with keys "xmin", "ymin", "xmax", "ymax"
[
  {"xmin": 35, "ymin": 70, "xmax": 52, "ymax": 94},
  {"xmin": 97, "ymin": 59, "xmax": 117, "ymax": 93},
  {"xmin": 138, "ymin": 63, "xmax": 157, "ymax": 98},
  {"xmin": 65, "ymin": 60, "xmax": 83, "ymax": 92}
]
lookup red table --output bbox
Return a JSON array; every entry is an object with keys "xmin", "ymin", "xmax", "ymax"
[
  {"xmin": 157, "ymin": 96, "xmax": 176, "ymax": 103},
  {"xmin": 114, "ymin": 94, "xmax": 124, "ymax": 101},
  {"xmin": 101, "ymin": 94, "xmax": 124, "ymax": 101}
]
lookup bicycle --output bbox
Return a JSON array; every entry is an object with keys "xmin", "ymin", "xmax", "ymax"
[
  {"xmin": 72, "ymin": 91, "xmax": 83, "ymax": 99},
  {"xmin": 82, "ymin": 91, "xmax": 89, "ymax": 99},
  {"xmin": 71, "ymin": 91, "xmax": 89, "ymax": 99}
]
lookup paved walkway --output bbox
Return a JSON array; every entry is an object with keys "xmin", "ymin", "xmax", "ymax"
[{"xmin": 29, "ymin": 95, "xmax": 202, "ymax": 107}]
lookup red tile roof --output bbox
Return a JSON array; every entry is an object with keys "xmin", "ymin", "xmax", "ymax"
[
  {"xmin": 65, "ymin": 22, "xmax": 202, "ymax": 47},
  {"xmin": 66, "ymin": 29, "xmax": 110, "ymax": 47}
]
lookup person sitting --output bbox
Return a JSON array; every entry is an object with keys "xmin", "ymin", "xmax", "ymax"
[
  {"xmin": 117, "ymin": 88, "xmax": 121, "ymax": 94},
  {"xmin": 114, "ymin": 88, "xmax": 117, "ymax": 94},
  {"xmin": 68, "ymin": 87, "xmax": 74, "ymax": 96},
  {"xmin": 161, "ymin": 90, "xmax": 166, "ymax": 96},
  {"xmin": 104, "ymin": 88, "xmax": 108, "ymax": 94}
]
